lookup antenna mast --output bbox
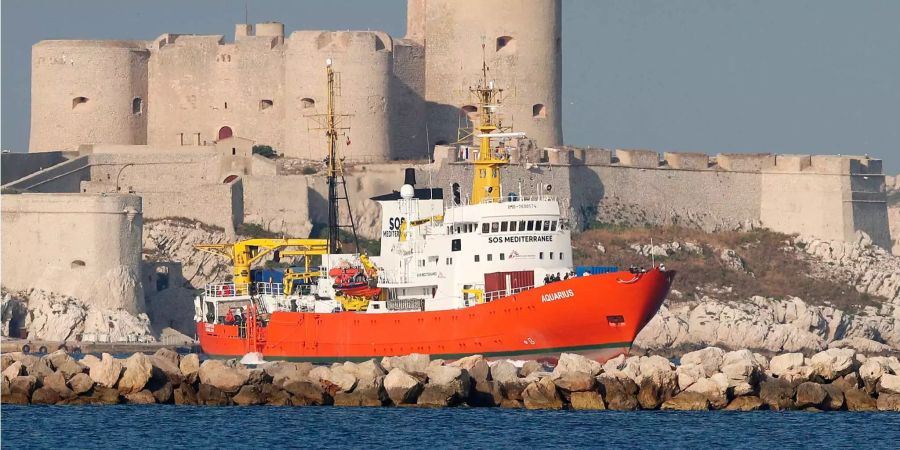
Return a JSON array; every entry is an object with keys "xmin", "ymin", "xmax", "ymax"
[{"xmin": 310, "ymin": 59, "xmax": 360, "ymax": 254}]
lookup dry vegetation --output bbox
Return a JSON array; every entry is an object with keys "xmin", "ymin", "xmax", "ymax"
[{"xmin": 572, "ymin": 225, "xmax": 882, "ymax": 311}]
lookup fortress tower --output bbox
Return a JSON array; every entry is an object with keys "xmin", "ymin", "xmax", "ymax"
[
  {"xmin": 30, "ymin": 41, "xmax": 150, "ymax": 152},
  {"xmin": 408, "ymin": 0, "xmax": 564, "ymax": 150}
]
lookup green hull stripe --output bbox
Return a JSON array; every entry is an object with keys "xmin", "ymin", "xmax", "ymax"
[{"xmin": 206, "ymin": 341, "xmax": 632, "ymax": 363}]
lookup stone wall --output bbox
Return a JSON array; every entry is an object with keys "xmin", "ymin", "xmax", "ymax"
[{"xmin": 0, "ymin": 193, "xmax": 145, "ymax": 314}]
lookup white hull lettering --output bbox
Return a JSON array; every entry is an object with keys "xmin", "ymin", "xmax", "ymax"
[
  {"xmin": 488, "ymin": 235, "xmax": 553, "ymax": 244},
  {"xmin": 541, "ymin": 289, "xmax": 575, "ymax": 303}
]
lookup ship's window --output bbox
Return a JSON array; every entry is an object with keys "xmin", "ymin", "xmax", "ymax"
[
  {"xmin": 527, "ymin": 221, "xmax": 535, "ymax": 231},
  {"xmin": 536, "ymin": 221, "xmax": 544, "ymax": 231},
  {"xmin": 510, "ymin": 221, "xmax": 518, "ymax": 232},
  {"xmin": 482, "ymin": 223, "xmax": 489, "ymax": 234},
  {"xmin": 501, "ymin": 222, "xmax": 508, "ymax": 232},
  {"xmin": 480, "ymin": 169, "xmax": 487, "ymax": 178},
  {"xmin": 225, "ymin": 102, "xmax": 229, "ymax": 109},
  {"xmin": 550, "ymin": 252, "xmax": 554, "ymax": 260},
  {"xmin": 500, "ymin": 253, "xmax": 505, "ymax": 261},
  {"xmin": 491, "ymin": 222, "xmax": 499, "ymax": 233},
  {"xmin": 551, "ymin": 221, "xmax": 558, "ymax": 231},
  {"xmin": 418, "ymin": 259, "xmax": 425, "ymax": 267},
  {"xmin": 518, "ymin": 220, "xmax": 526, "ymax": 231},
  {"xmin": 559, "ymin": 252, "xmax": 564, "ymax": 260},
  {"xmin": 373, "ymin": 304, "xmax": 380, "ymax": 310},
  {"xmin": 474, "ymin": 255, "xmax": 480, "ymax": 262},
  {"xmin": 487, "ymin": 254, "xmax": 493, "ymax": 262},
  {"xmin": 539, "ymin": 252, "xmax": 544, "ymax": 260},
  {"xmin": 544, "ymin": 220, "xmax": 551, "ymax": 231},
  {"xmin": 532, "ymin": 104, "xmax": 546, "ymax": 118}
]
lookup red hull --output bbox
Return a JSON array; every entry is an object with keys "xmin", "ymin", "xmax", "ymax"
[{"xmin": 197, "ymin": 268, "xmax": 674, "ymax": 363}]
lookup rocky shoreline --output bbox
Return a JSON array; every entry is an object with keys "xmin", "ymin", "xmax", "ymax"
[{"xmin": 3, "ymin": 348, "xmax": 900, "ymax": 411}]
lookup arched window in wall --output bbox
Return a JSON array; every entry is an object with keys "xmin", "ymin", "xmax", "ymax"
[
  {"xmin": 496, "ymin": 36, "xmax": 514, "ymax": 52},
  {"xmin": 72, "ymin": 97, "xmax": 89, "ymax": 110},
  {"xmin": 132, "ymin": 97, "xmax": 143, "ymax": 115},
  {"xmin": 532, "ymin": 104, "xmax": 547, "ymax": 119},
  {"xmin": 301, "ymin": 98, "xmax": 316, "ymax": 109}
]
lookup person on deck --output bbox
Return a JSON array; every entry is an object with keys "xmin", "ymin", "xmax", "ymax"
[{"xmin": 225, "ymin": 308, "xmax": 235, "ymax": 325}]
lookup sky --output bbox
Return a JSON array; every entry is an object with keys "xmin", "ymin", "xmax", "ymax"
[{"xmin": 2, "ymin": 0, "xmax": 899, "ymax": 173}]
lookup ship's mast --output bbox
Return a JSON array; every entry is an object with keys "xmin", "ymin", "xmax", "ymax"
[
  {"xmin": 321, "ymin": 59, "xmax": 359, "ymax": 254},
  {"xmin": 469, "ymin": 47, "xmax": 509, "ymax": 204}
]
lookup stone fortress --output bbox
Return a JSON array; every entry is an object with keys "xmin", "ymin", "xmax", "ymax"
[{"xmin": 2, "ymin": 0, "xmax": 896, "ymax": 342}]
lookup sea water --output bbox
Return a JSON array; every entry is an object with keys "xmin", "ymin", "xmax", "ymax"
[{"xmin": 2, "ymin": 406, "xmax": 899, "ymax": 449}]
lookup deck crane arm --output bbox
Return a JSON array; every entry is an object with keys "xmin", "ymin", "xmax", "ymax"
[
  {"xmin": 194, "ymin": 238, "xmax": 329, "ymax": 286},
  {"xmin": 399, "ymin": 215, "xmax": 444, "ymax": 242}
]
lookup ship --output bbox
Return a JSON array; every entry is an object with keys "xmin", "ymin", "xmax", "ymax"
[{"xmin": 193, "ymin": 57, "xmax": 675, "ymax": 363}]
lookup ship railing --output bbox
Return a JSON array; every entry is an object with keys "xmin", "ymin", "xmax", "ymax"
[
  {"xmin": 446, "ymin": 194, "xmax": 558, "ymax": 209},
  {"xmin": 254, "ymin": 282, "xmax": 285, "ymax": 297},
  {"xmin": 483, "ymin": 284, "xmax": 535, "ymax": 302},
  {"xmin": 204, "ymin": 282, "xmax": 251, "ymax": 298}
]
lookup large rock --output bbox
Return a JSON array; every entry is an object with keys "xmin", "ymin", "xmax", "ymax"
[
  {"xmin": 68, "ymin": 373, "xmax": 94, "ymax": 395},
  {"xmin": 334, "ymin": 382, "xmax": 386, "ymax": 407},
  {"xmin": 150, "ymin": 353, "xmax": 184, "ymax": 386},
  {"xmin": 174, "ymin": 384, "xmax": 199, "ymax": 405},
  {"xmin": 675, "ymin": 363, "xmax": 705, "ymax": 391},
  {"xmin": 809, "ymin": 348, "xmax": 857, "ymax": 381},
  {"xmin": 19, "ymin": 355, "xmax": 54, "ymax": 379},
  {"xmin": 768, "ymin": 353, "xmax": 805, "ymax": 377},
  {"xmin": 552, "ymin": 372, "xmax": 597, "ymax": 393},
  {"xmin": 879, "ymin": 373, "xmax": 900, "ymax": 395},
  {"xmin": 31, "ymin": 387, "xmax": 61, "ymax": 405},
  {"xmin": 598, "ymin": 374, "xmax": 639, "ymax": 411},
  {"xmin": 570, "ymin": 391, "xmax": 605, "ymax": 410},
  {"xmin": 680, "ymin": 347, "xmax": 725, "ymax": 377},
  {"xmin": 125, "ymin": 390, "xmax": 157, "ymax": 404},
  {"xmin": 552, "ymin": 353, "xmax": 602, "ymax": 378},
  {"xmin": 321, "ymin": 366, "xmax": 358, "ymax": 393},
  {"xmin": 417, "ymin": 365, "xmax": 470, "ymax": 407},
  {"xmin": 2, "ymin": 361, "xmax": 24, "ymax": 380},
  {"xmin": 684, "ymin": 374, "xmax": 729, "ymax": 409},
  {"xmin": 9, "ymin": 375, "xmax": 38, "ymax": 397},
  {"xmin": 521, "ymin": 361, "xmax": 545, "ymax": 378},
  {"xmin": 795, "ymin": 382, "xmax": 827, "ymax": 409},
  {"xmin": 636, "ymin": 356, "xmax": 678, "ymax": 409},
  {"xmin": 858, "ymin": 357, "xmax": 888, "ymax": 394},
  {"xmin": 79, "ymin": 354, "xmax": 101, "ymax": 371},
  {"xmin": 384, "ymin": 368, "xmax": 423, "ymax": 405},
  {"xmin": 759, "ymin": 377, "xmax": 796, "ymax": 410},
  {"xmin": 382, "ymin": 354, "xmax": 430, "ymax": 376},
  {"xmin": 198, "ymin": 383, "xmax": 231, "ymax": 406},
  {"xmin": 821, "ymin": 383, "xmax": 845, "ymax": 410},
  {"xmin": 450, "ymin": 355, "xmax": 489, "ymax": 383},
  {"xmin": 89, "ymin": 353, "xmax": 123, "ymax": 388},
  {"xmin": 724, "ymin": 396, "xmax": 764, "ymax": 411},
  {"xmin": 44, "ymin": 371, "xmax": 75, "ymax": 399},
  {"xmin": 282, "ymin": 377, "xmax": 330, "ymax": 406},
  {"xmin": 720, "ymin": 349, "xmax": 762, "ymax": 396},
  {"xmin": 152, "ymin": 381, "xmax": 174, "ymax": 404},
  {"xmin": 661, "ymin": 391, "xmax": 710, "ymax": 411},
  {"xmin": 152, "ymin": 348, "xmax": 180, "ymax": 367},
  {"xmin": 179, "ymin": 353, "xmax": 201, "ymax": 381},
  {"xmin": 45, "ymin": 351, "xmax": 85, "ymax": 380},
  {"xmin": 877, "ymin": 393, "xmax": 900, "ymax": 411},
  {"xmin": 198, "ymin": 360, "xmax": 250, "ymax": 394},
  {"xmin": 118, "ymin": 353, "xmax": 153, "ymax": 394},
  {"xmin": 844, "ymin": 388, "xmax": 877, "ymax": 411},
  {"xmin": 489, "ymin": 360, "xmax": 520, "ymax": 384},
  {"xmin": 522, "ymin": 377, "xmax": 563, "ymax": 410},
  {"xmin": 232, "ymin": 385, "xmax": 264, "ymax": 406}
]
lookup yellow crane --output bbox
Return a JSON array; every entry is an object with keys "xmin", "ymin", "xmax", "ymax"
[
  {"xmin": 194, "ymin": 238, "xmax": 329, "ymax": 288},
  {"xmin": 398, "ymin": 215, "xmax": 444, "ymax": 242}
]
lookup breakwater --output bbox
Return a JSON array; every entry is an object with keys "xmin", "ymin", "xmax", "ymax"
[{"xmin": 2, "ymin": 347, "xmax": 899, "ymax": 411}]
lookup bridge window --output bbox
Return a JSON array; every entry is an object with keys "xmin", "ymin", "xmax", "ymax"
[
  {"xmin": 491, "ymin": 222, "xmax": 499, "ymax": 233},
  {"xmin": 532, "ymin": 104, "xmax": 546, "ymax": 118},
  {"xmin": 482, "ymin": 223, "xmax": 489, "ymax": 234},
  {"xmin": 500, "ymin": 253, "xmax": 505, "ymax": 261},
  {"xmin": 501, "ymin": 222, "xmax": 508, "ymax": 232},
  {"xmin": 451, "ymin": 239, "xmax": 461, "ymax": 252},
  {"xmin": 527, "ymin": 220, "xmax": 535, "ymax": 231},
  {"xmin": 518, "ymin": 220, "xmax": 526, "ymax": 231},
  {"xmin": 474, "ymin": 255, "xmax": 480, "ymax": 262},
  {"xmin": 551, "ymin": 221, "xmax": 558, "ymax": 231},
  {"xmin": 487, "ymin": 254, "xmax": 493, "ymax": 262},
  {"xmin": 536, "ymin": 221, "xmax": 544, "ymax": 231},
  {"xmin": 509, "ymin": 221, "xmax": 517, "ymax": 232},
  {"xmin": 544, "ymin": 220, "xmax": 551, "ymax": 231}
]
